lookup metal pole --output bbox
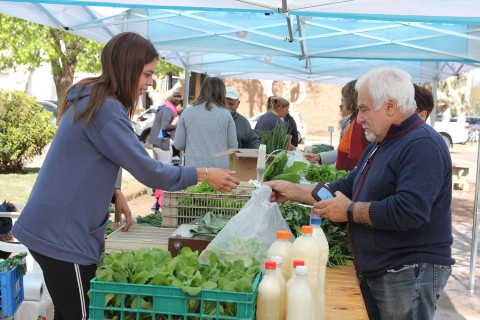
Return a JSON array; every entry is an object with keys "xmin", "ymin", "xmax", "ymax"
[{"xmin": 469, "ymin": 141, "xmax": 480, "ymax": 291}]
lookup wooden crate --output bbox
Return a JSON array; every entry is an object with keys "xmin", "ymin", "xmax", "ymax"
[{"xmin": 105, "ymin": 224, "xmax": 174, "ymax": 253}]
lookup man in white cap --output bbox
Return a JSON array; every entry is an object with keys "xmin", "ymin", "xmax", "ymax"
[{"xmin": 226, "ymin": 87, "xmax": 259, "ymax": 149}]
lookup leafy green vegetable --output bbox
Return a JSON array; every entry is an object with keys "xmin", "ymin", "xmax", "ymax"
[
  {"xmin": 190, "ymin": 212, "xmax": 229, "ymax": 237},
  {"xmin": 304, "ymin": 164, "xmax": 348, "ymax": 183},
  {"xmin": 310, "ymin": 144, "xmax": 334, "ymax": 154},
  {"xmin": 136, "ymin": 210, "xmax": 162, "ymax": 227},
  {"xmin": 263, "ymin": 150, "xmax": 288, "ymax": 181},
  {"xmin": 321, "ymin": 219, "xmax": 353, "ymax": 267},
  {"xmin": 173, "ymin": 182, "xmax": 249, "ymax": 224},
  {"xmin": 283, "ymin": 161, "xmax": 308, "ymax": 174},
  {"xmin": 279, "ymin": 202, "xmax": 311, "ymax": 238},
  {"xmin": 95, "ymin": 247, "xmax": 260, "ymax": 319},
  {"xmin": 259, "ymin": 121, "xmax": 289, "ymax": 154},
  {"xmin": 278, "ymin": 202, "xmax": 353, "ymax": 267},
  {"xmin": 271, "ymin": 172, "xmax": 301, "ymax": 182},
  {"xmin": 0, "ymin": 252, "xmax": 27, "ymax": 276}
]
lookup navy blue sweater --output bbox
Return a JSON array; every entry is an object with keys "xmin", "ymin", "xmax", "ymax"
[{"xmin": 330, "ymin": 113, "xmax": 455, "ymax": 276}]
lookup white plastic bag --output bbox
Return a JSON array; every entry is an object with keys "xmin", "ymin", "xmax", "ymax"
[{"xmin": 199, "ymin": 185, "xmax": 291, "ymax": 266}]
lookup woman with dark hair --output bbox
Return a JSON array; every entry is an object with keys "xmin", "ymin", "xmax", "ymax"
[
  {"xmin": 12, "ymin": 32, "xmax": 238, "ymax": 319},
  {"xmin": 174, "ymin": 77, "xmax": 238, "ymax": 168},
  {"xmin": 414, "ymin": 84, "xmax": 435, "ymax": 120},
  {"xmin": 304, "ymin": 80, "xmax": 370, "ymax": 170}
]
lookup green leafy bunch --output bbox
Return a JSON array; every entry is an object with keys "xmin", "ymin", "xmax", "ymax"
[
  {"xmin": 278, "ymin": 202, "xmax": 353, "ymax": 267},
  {"xmin": 304, "ymin": 164, "xmax": 348, "ymax": 183},
  {"xmin": 259, "ymin": 121, "xmax": 289, "ymax": 154},
  {"xmin": 0, "ymin": 252, "xmax": 27, "ymax": 275},
  {"xmin": 95, "ymin": 247, "xmax": 260, "ymax": 318}
]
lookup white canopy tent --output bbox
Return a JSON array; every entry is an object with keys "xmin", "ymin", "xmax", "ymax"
[{"xmin": 0, "ymin": 0, "xmax": 479, "ymax": 290}]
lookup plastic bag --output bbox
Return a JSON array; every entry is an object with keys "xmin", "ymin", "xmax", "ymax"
[{"xmin": 199, "ymin": 185, "xmax": 291, "ymax": 266}]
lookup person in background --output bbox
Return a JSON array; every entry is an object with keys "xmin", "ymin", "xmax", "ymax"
[
  {"xmin": 255, "ymin": 96, "xmax": 295, "ymax": 150},
  {"xmin": 225, "ymin": 87, "xmax": 259, "ymax": 149},
  {"xmin": 265, "ymin": 67, "xmax": 453, "ymax": 320},
  {"xmin": 304, "ymin": 80, "xmax": 370, "ymax": 170},
  {"xmin": 174, "ymin": 77, "xmax": 238, "ymax": 168},
  {"xmin": 0, "ymin": 200, "xmax": 15, "ymax": 260},
  {"xmin": 11, "ymin": 32, "xmax": 239, "ymax": 320},
  {"xmin": 148, "ymin": 91, "xmax": 184, "ymax": 211},
  {"xmin": 414, "ymin": 83, "xmax": 435, "ymax": 120},
  {"xmin": 284, "ymin": 111, "xmax": 300, "ymax": 148}
]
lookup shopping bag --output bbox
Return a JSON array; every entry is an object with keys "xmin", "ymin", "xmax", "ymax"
[{"xmin": 198, "ymin": 185, "xmax": 291, "ymax": 266}]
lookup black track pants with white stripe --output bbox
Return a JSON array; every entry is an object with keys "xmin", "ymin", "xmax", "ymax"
[{"xmin": 30, "ymin": 249, "xmax": 97, "ymax": 320}]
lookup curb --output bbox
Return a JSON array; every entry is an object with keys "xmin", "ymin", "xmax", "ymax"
[{"xmin": 124, "ymin": 187, "xmax": 148, "ymax": 202}]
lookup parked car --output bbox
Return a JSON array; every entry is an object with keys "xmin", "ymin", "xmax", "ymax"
[
  {"xmin": 133, "ymin": 107, "xmax": 158, "ymax": 147},
  {"xmin": 466, "ymin": 115, "xmax": 480, "ymax": 141},
  {"xmin": 38, "ymin": 100, "xmax": 58, "ymax": 125},
  {"xmin": 248, "ymin": 110, "xmax": 307, "ymax": 144},
  {"xmin": 433, "ymin": 120, "xmax": 470, "ymax": 147}
]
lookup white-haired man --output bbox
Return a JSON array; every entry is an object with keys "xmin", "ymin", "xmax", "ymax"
[{"xmin": 265, "ymin": 67, "xmax": 453, "ymax": 320}]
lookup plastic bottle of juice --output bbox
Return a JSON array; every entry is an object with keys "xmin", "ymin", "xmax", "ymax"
[
  {"xmin": 287, "ymin": 265, "xmax": 314, "ymax": 320},
  {"xmin": 271, "ymin": 255, "xmax": 286, "ymax": 320},
  {"xmin": 310, "ymin": 216, "xmax": 329, "ymax": 320},
  {"xmin": 256, "ymin": 260, "xmax": 282, "ymax": 320},
  {"xmin": 285, "ymin": 259, "xmax": 305, "ymax": 318},
  {"xmin": 267, "ymin": 230, "xmax": 293, "ymax": 281},
  {"xmin": 292, "ymin": 226, "xmax": 321, "ymax": 295},
  {"xmin": 286, "ymin": 259, "xmax": 305, "ymax": 293}
]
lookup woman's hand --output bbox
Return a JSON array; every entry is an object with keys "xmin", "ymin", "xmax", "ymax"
[
  {"xmin": 113, "ymin": 189, "xmax": 134, "ymax": 232},
  {"xmin": 198, "ymin": 168, "xmax": 239, "ymax": 193},
  {"xmin": 303, "ymin": 152, "xmax": 320, "ymax": 162}
]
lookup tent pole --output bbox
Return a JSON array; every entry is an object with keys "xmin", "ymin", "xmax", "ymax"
[
  {"xmin": 469, "ymin": 141, "xmax": 480, "ymax": 292},
  {"xmin": 183, "ymin": 67, "xmax": 191, "ymax": 108}
]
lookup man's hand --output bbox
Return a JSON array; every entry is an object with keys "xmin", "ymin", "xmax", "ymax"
[
  {"xmin": 312, "ymin": 191, "xmax": 351, "ymax": 222},
  {"xmin": 263, "ymin": 180, "xmax": 294, "ymax": 202}
]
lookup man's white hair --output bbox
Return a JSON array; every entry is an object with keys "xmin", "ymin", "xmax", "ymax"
[{"xmin": 356, "ymin": 67, "xmax": 415, "ymax": 114}]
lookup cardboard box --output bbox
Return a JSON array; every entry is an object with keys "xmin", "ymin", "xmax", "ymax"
[{"xmin": 214, "ymin": 148, "xmax": 259, "ymax": 181}]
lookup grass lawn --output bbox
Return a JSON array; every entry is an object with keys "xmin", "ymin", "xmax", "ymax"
[{"xmin": 0, "ymin": 168, "xmax": 147, "ymax": 205}]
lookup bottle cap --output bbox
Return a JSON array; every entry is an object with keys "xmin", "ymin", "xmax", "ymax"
[
  {"xmin": 271, "ymin": 255, "xmax": 283, "ymax": 265},
  {"xmin": 277, "ymin": 230, "xmax": 291, "ymax": 239},
  {"xmin": 310, "ymin": 216, "xmax": 322, "ymax": 225},
  {"xmin": 301, "ymin": 225, "xmax": 313, "ymax": 234},
  {"xmin": 295, "ymin": 265, "xmax": 308, "ymax": 275},
  {"xmin": 293, "ymin": 259, "xmax": 305, "ymax": 267},
  {"xmin": 265, "ymin": 260, "xmax": 276, "ymax": 269}
]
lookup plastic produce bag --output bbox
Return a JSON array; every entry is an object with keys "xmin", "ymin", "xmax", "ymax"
[{"xmin": 199, "ymin": 185, "xmax": 291, "ymax": 266}]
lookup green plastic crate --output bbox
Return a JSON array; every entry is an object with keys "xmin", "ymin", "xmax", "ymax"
[{"xmin": 89, "ymin": 271, "xmax": 261, "ymax": 320}]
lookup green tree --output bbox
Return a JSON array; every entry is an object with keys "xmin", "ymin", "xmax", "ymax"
[
  {"xmin": 0, "ymin": 13, "xmax": 183, "ymax": 102},
  {"xmin": 0, "ymin": 13, "xmax": 103, "ymax": 102}
]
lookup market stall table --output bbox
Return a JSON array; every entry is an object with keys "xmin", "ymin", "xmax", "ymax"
[{"xmin": 325, "ymin": 264, "xmax": 368, "ymax": 319}]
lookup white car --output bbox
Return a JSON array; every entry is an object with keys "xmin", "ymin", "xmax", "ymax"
[
  {"xmin": 133, "ymin": 107, "xmax": 158, "ymax": 146},
  {"xmin": 248, "ymin": 111, "xmax": 307, "ymax": 144}
]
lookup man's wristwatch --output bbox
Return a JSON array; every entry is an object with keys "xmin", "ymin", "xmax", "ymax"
[{"xmin": 347, "ymin": 202, "xmax": 355, "ymax": 223}]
